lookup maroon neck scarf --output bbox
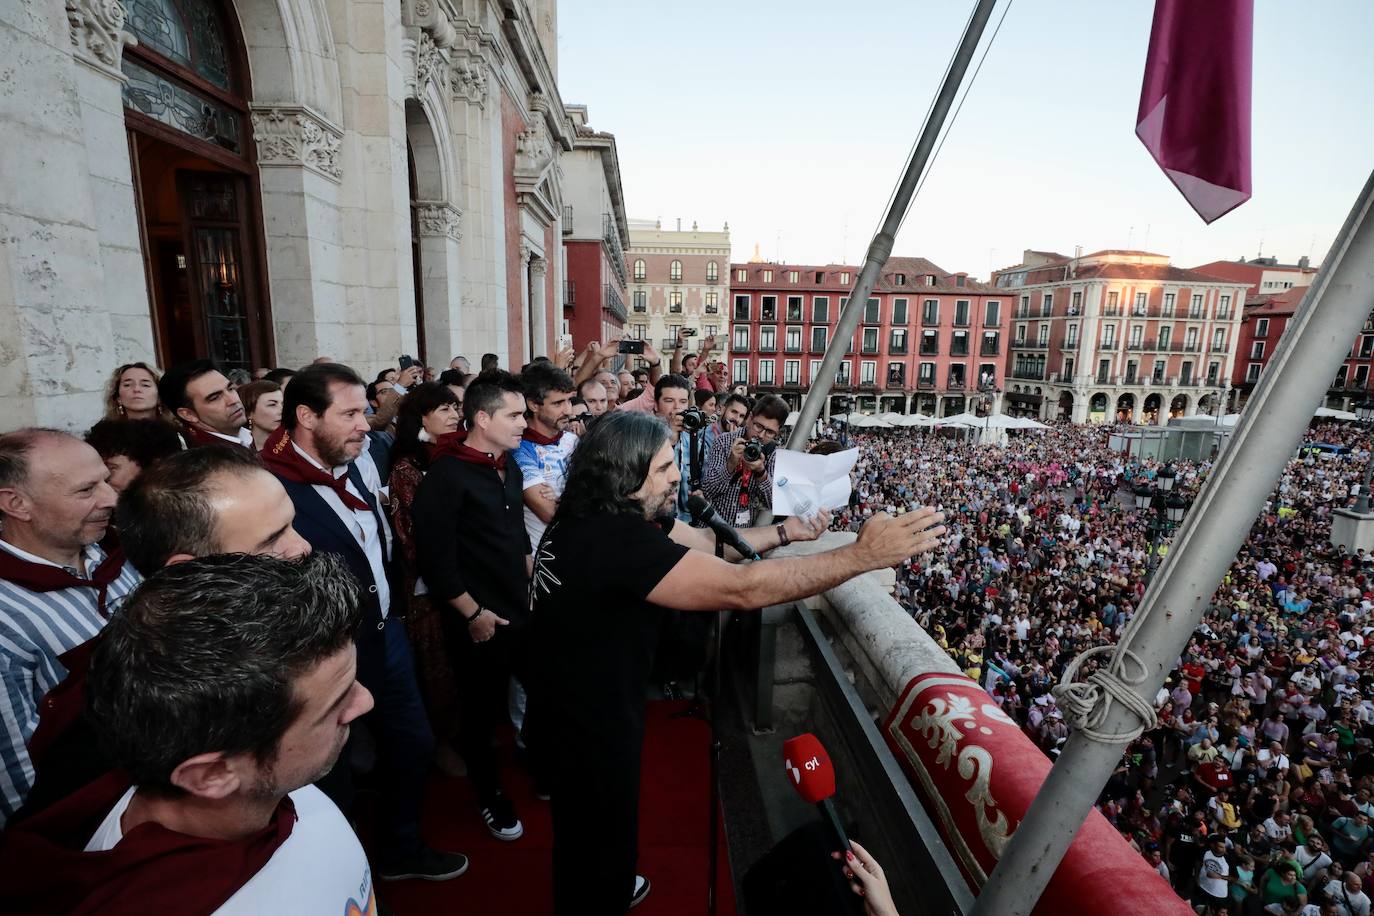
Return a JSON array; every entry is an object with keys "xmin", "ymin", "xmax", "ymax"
[
  {"xmin": 0, "ymin": 770, "xmax": 296, "ymax": 916},
  {"xmin": 522, "ymin": 425, "xmax": 563, "ymax": 447},
  {"xmin": 183, "ymin": 424, "xmax": 248, "ymax": 450},
  {"xmin": 430, "ymin": 430, "xmax": 508, "ymax": 470},
  {"xmin": 259, "ymin": 426, "xmax": 371, "ymax": 512},
  {"xmin": 0, "ymin": 540, "xmax": 127, "ymax": 619}
]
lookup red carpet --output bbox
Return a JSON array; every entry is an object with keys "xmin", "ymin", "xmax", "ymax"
[{"xmin": 377, "ymin": 701, "xmax": 739, "ymax": 916}]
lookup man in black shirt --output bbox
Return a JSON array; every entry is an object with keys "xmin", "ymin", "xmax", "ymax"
[
  {"xmin": 528, "ymin": 411, "xmax": 946, "ymax": 914},
  {"xmin": 413, "ymin": 369, "xmax": 532, "ymax": 842}
]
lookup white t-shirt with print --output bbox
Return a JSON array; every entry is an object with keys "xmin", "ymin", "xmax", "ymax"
[{"xmin": 85, "ymin": 784, "xmax": 374, "ymax": 915}]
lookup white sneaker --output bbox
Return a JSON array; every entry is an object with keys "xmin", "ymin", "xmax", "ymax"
[{"xmin": 630, "ymin": 874, "xmax": 651, "ymax": 909}]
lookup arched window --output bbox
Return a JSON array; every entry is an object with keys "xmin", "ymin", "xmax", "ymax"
[
  {"xmin": 706, "ymin": 260, "xmax": 719, "ymax": 282},
  {"xmin": 633, "ymin": 258, "xmax": 646, "ymax": 282},
  {"xmin": 670, "ymin": 260, "xmax": 683, "ymax": 282},
  {"xmin": 126, "ymin": 0, "xmax": 234, "ymax": 89}
]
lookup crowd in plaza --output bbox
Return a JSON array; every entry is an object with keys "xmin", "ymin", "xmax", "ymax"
[
  {"xmin": 12, "ymin": 321, "xmax": 1374, "ymax": 915},
  {"xmin": 0, "ymin": 330, "xmax": 925, "ymax": 915},
  {"xmin": 836, "ymin": 417, "xmax": 1374, "ymax": 914}
]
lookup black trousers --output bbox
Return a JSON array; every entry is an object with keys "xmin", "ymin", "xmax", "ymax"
[
  {"xmin": 549, "ymin": 728, "xmax": 643, "ymax": 915},
  {"xmin": 445, "ymin": 617, "xmax": 532, "ymax": 800}
]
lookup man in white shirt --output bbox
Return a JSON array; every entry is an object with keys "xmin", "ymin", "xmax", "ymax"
[
  {"xmin": 1195, "ymin": 835, "xmax": 1231, "ymax": 909},
  {"xmin": 0, "ymin": 553, "xmax": 402, "ymax": 913},
  {"xmin": 1324, "ymin": 872, "xmax": 1372, "ymax": 916}
]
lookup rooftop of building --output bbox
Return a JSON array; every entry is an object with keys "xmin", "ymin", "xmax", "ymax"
[
  {"xmin": 730, "ymin": 255, "xmax": 998, "ymax": 294},
  {"xmin": 993, "ymin": 247, "xmax": 1251, "ymax": 288},
  {"xmin": 1243, "ymin": 285, "xmax": 1309, "ymax": 316}
]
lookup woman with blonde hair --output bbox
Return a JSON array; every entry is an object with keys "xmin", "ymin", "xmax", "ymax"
[{"xmin": 104, "ymin": 362, "xmax": 168, "ymax": 421}]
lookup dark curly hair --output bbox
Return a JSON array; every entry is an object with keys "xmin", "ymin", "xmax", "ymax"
[
  {"xmin": 553, "ymin": 411, "xmax": 670, "ymax": 522},
  {"xmin": 392, "ymin": 381, "xmax": 460, "ymax": 471}
]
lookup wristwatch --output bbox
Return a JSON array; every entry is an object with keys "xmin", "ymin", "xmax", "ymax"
[
  {"xmin": 776, "ymin": 523, "xmax": 791, "ymax": 547},
  {"xmin": 465, "ymin": 607, "xmax": 485, "ymax": 626}
]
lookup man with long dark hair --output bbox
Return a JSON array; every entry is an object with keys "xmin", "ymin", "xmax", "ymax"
[{"xmin": 528, "ymin": 411, "xmax": 946, "ymax": 913}]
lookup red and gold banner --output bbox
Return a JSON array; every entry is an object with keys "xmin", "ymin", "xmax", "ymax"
[{"xmin": 882, "ymin": 672, "xmax": 1192, "ymax": 915}]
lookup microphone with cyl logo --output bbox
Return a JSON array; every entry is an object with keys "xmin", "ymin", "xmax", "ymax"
[{"xmin": 782, "ymin": 732, "xmax": 851, "ymax": 854}]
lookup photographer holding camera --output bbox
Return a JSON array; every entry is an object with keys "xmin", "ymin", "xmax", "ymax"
[{"xmin": 701, "ymin": 393, "xmax": 789, "ymax": 527}]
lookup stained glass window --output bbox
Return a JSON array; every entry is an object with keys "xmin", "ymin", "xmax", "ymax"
[
  {"xmin": 122, "ymin": 60, "xmax": 241, "ymax": 153},
  {"xmin": 124, "ymin": 0, "xmax": 233, "ymax": 90}
]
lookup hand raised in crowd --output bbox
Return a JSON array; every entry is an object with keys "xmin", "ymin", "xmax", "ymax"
[
  {"xmin": 831, "ymin": 840, "xmax": 899, "ymax": 916},
  {"xmin": 700, "ymin": 333, "xmax": 719, "ymax": 354},
  {"xmin": 855, "ymin": 507, "xmax": 945, "ymax": 569},
  {"xmin": 593, "ymin": 336, "xmax": 623, "ymax": 362},
  {"xmin": 553, "ymin": 345, "xmax": 576, "ymax": 370},
  {"xmin": 782, "ymin": 509, "xmax": 832, "ymax": 543},
  {"xmin": 641, "ymin": 340, "xmax": 663, "ymax": 367},
  {"xmin": 468, "ymin": 607, "xmax": 510, "ymax": 643},
  {"xmin": 397, "ymin": 364, "xmax": 423, "ymax": 388}
]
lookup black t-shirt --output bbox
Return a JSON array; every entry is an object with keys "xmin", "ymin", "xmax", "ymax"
[{"xmin": 530, "ymin": 511, "xmax": 690, "ymax": 752}]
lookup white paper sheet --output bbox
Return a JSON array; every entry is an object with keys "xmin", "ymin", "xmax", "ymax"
[{"xmin": 771, "ymin": 447, "xmax": 859, "ymax": 517}]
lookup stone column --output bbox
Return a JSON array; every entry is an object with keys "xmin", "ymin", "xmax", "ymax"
[
  {"xmin": 413, "ymin": 199, "xmax": 463, "ymax": 362},
  {"xmin": 0, "ymin": 0, "xmax": 145, "ymax": 427},
  {"xmin": 250, "ymin": 106, "xmax": 347, "ymax": 368},
  {"xmin": 529, "ymin": 254, "xmax": 549, "ymax": 358}
]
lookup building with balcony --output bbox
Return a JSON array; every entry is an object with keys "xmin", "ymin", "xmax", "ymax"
[
  {"xmin": 2, "ymin": 0, "xmax": 609, "ymax": 427},
  {"xmin": 1229, "ymin": 285, "xmax": 1374, "ymax": 412},
  {"xmin": 560, "ymin": 106, "xmax": 630, "ymax": 348},
  {"xmin": 993, "ymin": 249, "xmax": 1249, "ymax": 424},
  {"xmin": 623, "ymin": 218, "xmax": 730, "ymax": 351},
  {"xmin": 1191, "ymin": 254, "xmax": 1319, "ymax": 297},
  {"xmin": 728, "ymin": 257, "xmax": 1008, "ymax": 417}
]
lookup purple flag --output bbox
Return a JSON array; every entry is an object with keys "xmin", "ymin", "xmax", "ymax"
[{"xmin": 1136, "ymin": 0, "xmax": 1254, "ymax": 223}]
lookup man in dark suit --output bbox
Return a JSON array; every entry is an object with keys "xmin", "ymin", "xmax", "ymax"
[{"xmin": 261, "ymin": 362, "xmax": 467, "ymax": 882}]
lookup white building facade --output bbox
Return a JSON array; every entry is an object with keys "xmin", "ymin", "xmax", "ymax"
[{"xmin": 1, "ymin": 0, "xmax": 599, "ymax": 428}]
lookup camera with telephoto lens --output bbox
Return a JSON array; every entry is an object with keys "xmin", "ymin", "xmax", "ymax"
[
  {"xmin": 679, "ymin": 406, "xmax": 708, "ymax": 433},
  {"xmin": 742, "ymin": 438, "xmax": 777, "ymax": 463}
]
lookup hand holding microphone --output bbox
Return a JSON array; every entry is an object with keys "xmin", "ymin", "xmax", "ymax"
[{"xmin": 784, "ymin": 733, "xmax": 899, "ymax": 916}]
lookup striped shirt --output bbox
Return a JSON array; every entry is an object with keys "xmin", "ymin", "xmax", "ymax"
[{"xmin": 0, "ymin": 540, "xmax": 141, "ymax": 824}]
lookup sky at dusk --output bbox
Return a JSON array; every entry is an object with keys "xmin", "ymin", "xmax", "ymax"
[{"xmin": 558, "ymin": 0, "xmax": 1373, "ymax": 279}]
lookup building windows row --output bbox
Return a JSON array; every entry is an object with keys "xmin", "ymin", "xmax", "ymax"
[
  {"xmin": 634, "ymin": 290, "xmax": 718, "ymax": 313},
  {"xmin": 730, "ymin": 294, "xmax": 1000, "ymax": 326},
  {"xmin": 632, "ymin": 259, "xmax": 719, "ymax": 283}
]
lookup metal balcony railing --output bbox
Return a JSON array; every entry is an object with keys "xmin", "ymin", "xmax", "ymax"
[
  {"xmin": 564, "ymin": 280, "xmax": 576, "ymax": 309},
  {"xmin": 602, "ymin": 284, "xmax": 627, "ymax": 323},
  {"xmin": 601, "ymin": 214, "xmax": 627, "ymax": 287}
]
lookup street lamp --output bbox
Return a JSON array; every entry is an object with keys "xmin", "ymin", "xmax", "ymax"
[
  {"xmin": 1133, "ymin": 463, "xmax": 1189, "ymax": 580},
  {"xmin": 1355, "ymin": 399, "xmax": 1374, "ymax": 512}
]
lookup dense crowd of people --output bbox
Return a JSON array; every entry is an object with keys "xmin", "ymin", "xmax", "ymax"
[
  {"xmin": 0, "ymin": 332, "xmax": 939, "ymax": 915},
  {"xmin": 838, "ymin": 418, "xmax": 1374, "ymax": 914},
  {"xmin": 10, "ymin": 325, "xmax": 1374, "ymax": 914}
]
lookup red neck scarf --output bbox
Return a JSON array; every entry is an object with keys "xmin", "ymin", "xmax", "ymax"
[
  {"xmin": 430, "ymin": 430, "xmax": 507, "ymax": 470},
  {"xmin": 183, "ymin": 424, "xmax": 248, "ymax": 450},
  {"xmin": 522, "ymin": 425, "xmax": 563, "ymax": 447},
  {"xmin": 259, "ymin": 427, "xmax": 371, "ymax": 512},
  {"xmin": 0, "ymin": 541, "xmax": 127, "ymax": 619},
  {"xmin": 0, "ymin": 770, "xmax": 295, "ymax": 916}
]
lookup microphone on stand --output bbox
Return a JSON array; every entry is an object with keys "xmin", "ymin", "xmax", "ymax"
[
  {"xmin": 687, "ymin": 494, "xmax": 761, "ymax": 561},
  {"xmin": 783, "ymin": 732, "xmax": 851, "ymax": 854}
]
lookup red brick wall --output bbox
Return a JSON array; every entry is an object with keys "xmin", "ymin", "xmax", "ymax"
[{"xmin": 564, "ymin": 239, "xmax": 603, "ymax": 348}]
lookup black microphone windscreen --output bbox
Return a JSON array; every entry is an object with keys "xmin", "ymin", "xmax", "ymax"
[{"xmin": 687, "ymin": 493, "xmax": 711, "ymax": 522}]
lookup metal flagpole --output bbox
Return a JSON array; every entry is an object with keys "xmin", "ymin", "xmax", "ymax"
[
  {"xmin": 970, "ymin": 169, "xmax": 1374, "ymax": 916},
  {"xmin": 783, "ymin": 0, "xmax": 1002, "ymax": 453}
]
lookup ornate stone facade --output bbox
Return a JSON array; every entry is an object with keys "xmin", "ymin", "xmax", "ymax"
[
  {"xmin": 65, "ymin": 0, "xmax": 137, "ymax": 76},
  {"xmin": 249, "ymin": 107, "xmax": 344, "ymax": 183},
  {"xmin": 415, "ymin": 201, "xmax": 462, "ymax": 240}
]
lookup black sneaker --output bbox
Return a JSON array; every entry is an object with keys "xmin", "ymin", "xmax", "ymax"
[
  {"xmin": 630, "ymin": 874, "xmax": 651, "ymax": 909},
  {"xmin": 377, "ymin": 845, "xmax": 470, "ymax": 882},
  {"xmin": 480, "ymin": 791, "xmax": 524, "ymax": 841}
]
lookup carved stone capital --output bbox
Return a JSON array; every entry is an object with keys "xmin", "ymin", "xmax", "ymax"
[
  {"xmin": 519, "ymin": 240, "xmax": 532, "ymax": 265},
  {"xmin": 450, "ymin": 52, "xmax": 490, "ymax": 109},
  {"xmin": 413, "ymin": 29, "xmax": 448, "ymax": 96},
  {"xmin": 66, "ymin": 0, "xmax": 137, "ymax": 78},
  {"xmin": 529, "ymin": 256, "xmax": 548, "ymax": 277},
  {"xmin": 414, "ymin": 201, "xmax": 462, "ymax": 240},
  {"xmin": 400, "ymin": 0, "xmax": 455, "ymax": 47},
  {"xmin": 249, "ymin": 106, "xmax": 344, "ymax": 183}
]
